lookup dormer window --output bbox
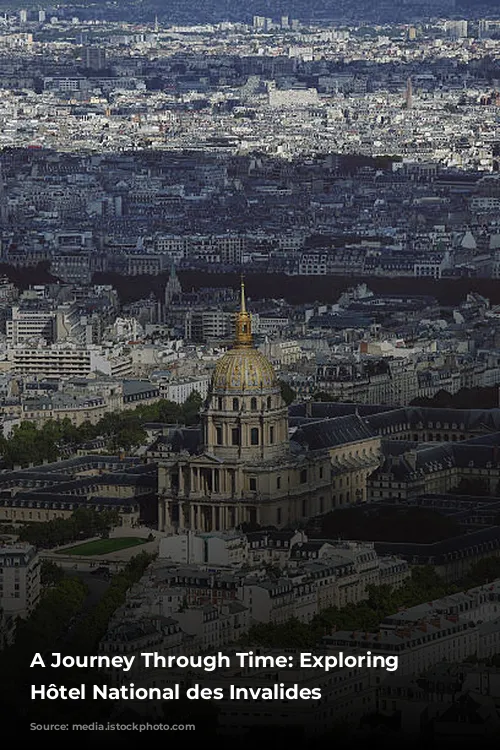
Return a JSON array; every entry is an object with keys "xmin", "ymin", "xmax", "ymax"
[
  {"xmin": 250, "ymin": 397, "xmax": 257, "ymax": 411},
  {"xmin": 232, "ymin": 398, "xmax": 239, "ymax": 411}
]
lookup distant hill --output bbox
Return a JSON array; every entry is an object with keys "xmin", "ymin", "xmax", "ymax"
[{"xmin": 0, "ymin": 0, "xmax": 495, "ymax": 22}]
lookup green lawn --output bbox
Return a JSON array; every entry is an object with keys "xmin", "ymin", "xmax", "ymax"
[{"xmin": 56, "ymin": 537, "xmax": 147, "ymax": 556}]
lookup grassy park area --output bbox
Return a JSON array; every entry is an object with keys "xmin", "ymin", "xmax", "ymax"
[{"xmin": 56, "ymin": 537, "xmax": 147, "ymax": 556}]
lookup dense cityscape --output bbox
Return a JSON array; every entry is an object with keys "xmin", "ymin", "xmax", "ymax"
[{"xmin": 1, "ymin": 0, "xmax": 500, "ymax": 744}]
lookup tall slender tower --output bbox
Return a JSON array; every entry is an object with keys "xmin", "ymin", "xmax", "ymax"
[
  {"xmin": 405, "ymin": 77, "xmax": 413, "ymax": 110},
  {"xmin": 0, "ymin": 161, "xmax": 8, "ymax": 225}
]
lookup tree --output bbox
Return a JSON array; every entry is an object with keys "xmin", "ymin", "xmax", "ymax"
[
  {"xmin": 182, "ymin": 390, "xmax": 203, "ymax": 425},
  {"xmin": 40, "ymin": 560, "xmax": 64, "ymax": 586},
  {"xmin": 312, "ymin": 391, "xmax": 338, "ymax": 402},
  {"xmin": 465, "ymin": 556, "xmax": 500, "ymax": 586},
  {"xmin": 279, "ymin": 380, "xmax": 296, "ymax": 405},
  {"xmin": 19, "ymin": 508, "xmax": 120, "ymax": 549}
]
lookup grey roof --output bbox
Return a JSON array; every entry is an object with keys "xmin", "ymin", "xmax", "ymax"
[
  {"xmin": 291, "ymin": 413, "xmax": 377, "ymax": 451},
  {"xmin": 374, "ymin": 525, "xmax": 500, "ymax": 564},
  {"xmin": 122, "ymin": 380, "xmax": 160, "ymax": 397}
]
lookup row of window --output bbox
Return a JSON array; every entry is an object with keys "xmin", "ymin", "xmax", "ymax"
[
  {"xmin": 217, "ymin": 396, "xmax": 274, "ymax": 412},
  {"xmin": 216, "ymin": 426, "xmax": 274, "ymax": 446}
]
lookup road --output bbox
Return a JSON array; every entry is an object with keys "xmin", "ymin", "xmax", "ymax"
[
  {"xmin": 69, "ymin": 569, "xmax": 111, "ymax": 610},
  {"xmin": 57, "ymin": 570, "xmax": 111, "ymax": 645}
]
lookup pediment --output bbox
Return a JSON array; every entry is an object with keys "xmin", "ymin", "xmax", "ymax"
[{"xmin": 190, "ymin": 452, "xmax": 226, "ymax": 466}]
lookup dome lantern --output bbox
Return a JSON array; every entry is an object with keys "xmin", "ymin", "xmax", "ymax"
[{"xmin": 235, "ymin": 277, "xmax": 253, "ymax": 348}]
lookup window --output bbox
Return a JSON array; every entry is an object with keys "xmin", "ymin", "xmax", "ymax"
[
  {"xmin": 270, "ymin": 426, "xmax": 275, "ymax": 444},
  {"xmin": 218, "ymin": 397, "xmax": 223, "ymax": 410},
  {"xmin": 277, "ymin": 476, "xmax": 281, "ymax": 490},
  {"xmin": 251, "ymin": 428, "xmax": 259, "ymax": 445},
  {"xmin": 216, "ymin": 427, "xmax": 223, "ymax": 445},
  {"xmin": 231, "ymin": 428, "xmax": 240, "ymax": 446},
  {"xmin": 249, "ymin": 478, "xmax": 257, "ymax": 491},
  {"xmin": 250, "ymin": 397, "xmax": 257, "ymax": 411},
  {"xmin": 319, "ymin": 466, "xmax": 323, "ymax": 479},
  {"xmin": 277, "ymin": 508, "xmax": 282, "ymax": 525},
  {"xmin": 267, "ymin": 396, "xmax": 272, "ymax": 409},
  {"xmin": 300, "ymin": 469, "xmax": 307, "ymax": 484},
  {"xmin": 232, "ymin": 398, "xmax": 239, "ymax": 411}
]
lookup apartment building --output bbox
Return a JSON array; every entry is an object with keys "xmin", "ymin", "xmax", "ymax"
[
  {"xmin": 0, "ymin": 543, "xmax": 41, "ymax": 618},
  {"xmin": 325, "ymin": 582, "xmax": 500, "ymax": 677}
]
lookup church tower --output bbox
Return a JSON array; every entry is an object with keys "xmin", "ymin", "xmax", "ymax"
[
  {"xmin": 164, "ymin": 264, "xmax": 182, "ymax": 307},
  {"xmin": 201, "ymin": 279, "xmax": 289, "ymax": 462}
]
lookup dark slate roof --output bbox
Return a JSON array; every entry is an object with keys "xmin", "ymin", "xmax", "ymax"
[
  {"xmin": 0, "ymin": 492, "xmax": 140, "ymax": 507},
  {"xmin": 407, "ymin": 407, "xmax": 500, "ymax": 432},
  {"xmin": 365, "ymin": 408, "xmax": 411, "ymax": 431},
  {"xmin": 122, "ymin": 380, "xmax": 159, "ymax": 397},
  {"xmin": 148, "ymin": 427, "xmax": 201, "ymax": 454},
  {"xmin": 171, "ymin": 427, "xmax": 202, "ymax": 454},
  {"xmin": 290, "ymin": 541, "xmax": 331, "ymax": 555},
  {"xmin": 289, "ymin": 402, "xmax": 394, "ymax": 419},
  {"xmin": 374, "ymin": 525, "xmax": 500, "ymax": 564},
  {"xmin": 21, "ymin": 455, "xmax": 142, "ymax": 474},
  {"xmin": 291, "ymin": 414, "xmax": 377, "ymax": 451},
  {"xmin": 290, "ymin": 403, "xmax": 500, "ymax": 436},
  {"xmin": 377, "ymin": 441, "xmax": 456, "ymax": 480}
]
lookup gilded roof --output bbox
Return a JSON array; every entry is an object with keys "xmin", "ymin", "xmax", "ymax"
[{"xmin": 212, "ymin": 347, "xmax": 277, "ymax": 393}]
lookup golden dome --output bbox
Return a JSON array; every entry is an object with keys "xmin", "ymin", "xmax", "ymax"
[
  {"xmin": 211, "ymin": 279, "xmax": 278, "ymax": 393},
  {"xmin": 212, "ymin": 347, "xmax": 277, "ymax": 393}
]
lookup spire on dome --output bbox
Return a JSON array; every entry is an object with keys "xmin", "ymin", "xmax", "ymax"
[
  {"xmin": 240, "ymin": 275, "xmax": 246, "ymax": 313},
  {"xmin": 235, "ymin": 276, "xmax": 252, "ymax": 348}
]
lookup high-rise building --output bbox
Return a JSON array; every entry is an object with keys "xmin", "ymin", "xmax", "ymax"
[
  {"xmin": 0, "ymin": 162, "xmax": 8, "ymax": 225},
  {"xmin": 19, "ymin": 9, "xmax": 27, "ymax": 23},
  {"xmin": 81, "ymin": 46, "xmax": 107, "ymax": 71},
  {"xmin": 446, "ymin": 20, "xmax": 468, "ymax": 40},
  {"xmin": 38, "ymin": 9, "xmax": 45, "ymax": 23},
  {"xmin": 405, "ymin": 77, "xmax": 413, "ymax": 110}
]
